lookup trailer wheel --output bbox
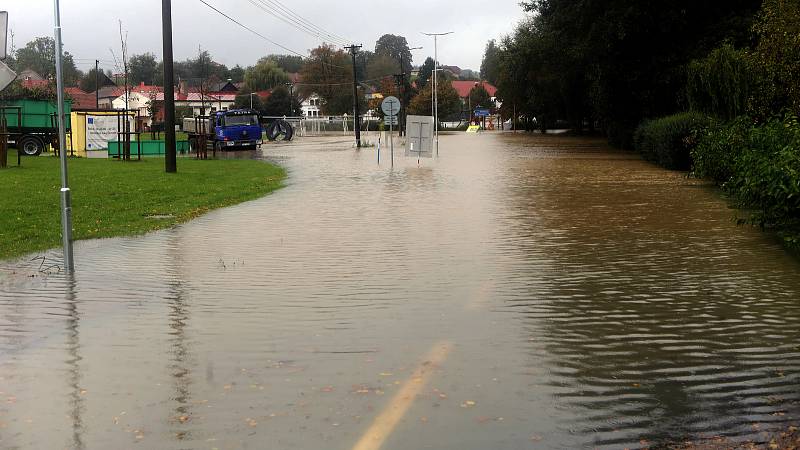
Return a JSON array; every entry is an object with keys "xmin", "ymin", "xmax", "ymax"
[{"xmin": 19, "ymin": 136, "xmax": 44, "ymax": 156}]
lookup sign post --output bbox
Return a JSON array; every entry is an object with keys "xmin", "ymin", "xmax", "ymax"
[
  {"xmin": 0, "ymin": 11, "xmax": 7, "ymax": 60},
  {"xmin": 381, "ymin": 96, "xmax": 400, "ymax": 168},
  {"xmin": 0, "ymin": 12, "xmax": 15, "ymax": 93}
]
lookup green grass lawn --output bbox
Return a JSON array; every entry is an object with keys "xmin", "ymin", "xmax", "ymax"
[{"xmin": 0, "ymin": 150, "xmax": 285, "ymax": 260}]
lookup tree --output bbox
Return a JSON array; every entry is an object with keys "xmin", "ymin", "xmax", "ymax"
[
  {"xmin": 366, "ymin": 54, "xmax": 397, "ymax": 87},
  {"xmin": 129, "ymin": 53, "xmax": 158, "ymax": 85},
  {"xmin": 79, "ymin": 68, "xmax": 115, "ymax": 92},
  {"xmin": 408, "ymin": 75, "xmax": 461, "ymax": 120},
  {"xmin": 751, "ymin": 0, "xmax": 800, "ymax": 116},
  {"xmin": 270, "ymin": 54, "xmax": 305, "ymax": 73},
  {"xmin": 244, "ymin": 58, "xmax": 289, "ymax": 91},
  {"xmin": 14, "ymin": 36, "xmax": 81, "ymax": 85},
  {"xmin": 375, "ymin": 34, "xmax": 413, "ymax": 73},
  {"xmin": 234, "ymin": 90, "xmax": 264, "ymax": 112},
  {"xmin": 299, "ymin": 45, "xmax": 364, "ymax": 115},
  {"xmin": 417, "ymin": 57, "xmax": 435, "ymax": 90},
  {"xmin": 480, "ymin": 40, "xmax": 501, "ymax": 85},
  {"xmin": 495, "ymin": 0, "xmax": 762, "ymax": 142},
  {"xmin": 262, "ymin": 86, "xmax": 301, "ymax": 116},
  {"xmin": 469, "ymin": 85, "xmax": 492, "ymax": 111},
  {"xmin": 459, "ymin": 69, "xmax": 481, "ymax": 81},
  {"xmin": 229, "ymin": 65, "xmax": 246, "ymax": 84}
]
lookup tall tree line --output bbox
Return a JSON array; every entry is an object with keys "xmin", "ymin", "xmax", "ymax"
[{"xmin": 487, "ymin": 0, "xmax": 762, "ymax": 146}]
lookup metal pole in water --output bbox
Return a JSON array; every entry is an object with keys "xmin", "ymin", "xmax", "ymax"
[
  {"xmin": 53, "ymin": 0, "xmax": 74, "ymax": 272},
  {"xmin": 390, "ymin": 115, "xmax": 394, "ymax": 168}
]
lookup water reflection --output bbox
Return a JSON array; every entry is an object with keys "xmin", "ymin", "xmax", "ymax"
[
  {"xmin": 166, "ymin": 232, "xmax": 193, "ymax": 442},
  {"xmin": 64, "ymin": 273, "xmax": 85, "ymax": 450},
  {"xmin": 497, "ymin": 134, "xmax": 800, "ymax": 446}
]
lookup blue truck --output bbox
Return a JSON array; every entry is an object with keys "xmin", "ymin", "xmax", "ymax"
[{"xmin": 184, "ymin": 109, "xmax": 262, "ymax": 152}]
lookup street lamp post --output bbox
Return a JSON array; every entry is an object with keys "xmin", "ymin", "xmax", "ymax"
[
  {"xmin": 53, "ymin": 0, "xmax": 74, "ymax": 272},
  {"xmin": 422, "ymin": 31, "xmax": 453, "ymax": 157}
]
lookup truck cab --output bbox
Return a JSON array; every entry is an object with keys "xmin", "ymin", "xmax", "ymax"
[{"xmin": 213, "ymin": 109, "xmax": 262, "ymax": 150}]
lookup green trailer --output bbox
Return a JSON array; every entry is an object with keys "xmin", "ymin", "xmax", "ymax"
[{"xmin": 0, "ymin": 99, "xmax": 72, "ymax": 156}]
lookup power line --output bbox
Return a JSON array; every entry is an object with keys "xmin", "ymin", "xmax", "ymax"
[
  {"xmin": 197, "ymin": 0, "xmax": 352, "ymax": 71},
  {"xmin": 248, "ymin": 0, "xmax": 349, "ymax": 46},
  {"xmin": 261, "ymin": 0, "xmax": 351, "ymax": 44},
  {"xmin": 198, "ymin": 0, "xmax": 307, "ymax": 58},
  {"xmin": 269, "ymin": 0, "xmax": 350, "ymax": 43}
]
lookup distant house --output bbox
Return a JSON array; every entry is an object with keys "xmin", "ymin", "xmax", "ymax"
[
  {"xmin": 441, "ymin": 65, "xmax": 462, "ymax": 77},
  {"xmin": 301, "ymin": 93, "xmax": 322, "ymax": 118},
  {"xmin": 18, "ymin": 69, "xmax": 49, "ymax": 89},
  {"xmin": 209, "ymin": 80, "xmax": 238, "ymax": 93},
  {"xmin": 64, "ymin": 87, "xmax": 99, "ymax": 111},
  {"xmin": 111, "ymin": 83, "xmax": 163, "ymax": 127},
  {"xmin": 451, "ymin": 80, "xmax": 500, "ymax": 110},
  {"xmin": 96, "ymin": 86, "xmax": 125, "ymax": 109}
]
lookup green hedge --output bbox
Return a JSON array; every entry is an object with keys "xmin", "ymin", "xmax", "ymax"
[
  {"xmin": 693, "ymin": 113, "xmax": 800, "ymax": 249},
  {"xmin": 633, "ymin": 112, "xmax": 710, "ymax": 170}
]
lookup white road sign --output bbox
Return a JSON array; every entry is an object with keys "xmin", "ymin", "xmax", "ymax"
[
  {"xmin": 0, "ymin": 60, "xmax": 16, "ymax": 92},
  {"xmin": 406, "ymin": 115, "xmax": 434, "ymax": 158},
  {"xmin": 381, "ymin": 96, "xmax": 401, "ymax": 116},
  {"xmin": 385, "ymin": 115, "xmax": 398, "ymax": 126},
  {"xmin": 0, "ymin": 12, "xmax": 7, "ymax": 60}
]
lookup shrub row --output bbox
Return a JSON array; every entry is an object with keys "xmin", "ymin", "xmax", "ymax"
[
  {"xmin": 692, "ymin": 114, "xmax": 800, "ymax": 249},
  {"xmin": 633, "ymin": 112, "xmax": 710, "ymax": 170}
]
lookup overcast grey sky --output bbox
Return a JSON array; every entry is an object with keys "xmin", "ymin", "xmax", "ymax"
[{"xmin": 5, "ymin": 0, "xmax": 525, "ymax": 75}]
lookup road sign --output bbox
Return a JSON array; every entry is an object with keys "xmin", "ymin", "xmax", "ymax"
[
  {"xmin": 381, "ymin": 96, "xmax": 401, "ymax": 116},
  {"xmin": 0, "ymin": 60, "xmax": 16, "ymax": 92},
  {"xmin": 474, "ymin": 108, "xmax": 490, "ymax": 118},
  {"xmin": 406, "ymin": 115, "xmax": 434, "ymax": 159},
  {"xmin": 0, "ymin": 12, "xmax": 7, "ymax": 60},
  {"xmin": 385, "ymin": 115, "xmax": 398, "ymax": 126}
]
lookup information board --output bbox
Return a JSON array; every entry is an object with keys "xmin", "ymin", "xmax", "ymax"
[
  {"xmin": 405, "ymin": 115, "xmax": 434, "ymax": 158},
  {"xmin": 86, "ymin": 114, "xmax": 134, "ymax": 150}
]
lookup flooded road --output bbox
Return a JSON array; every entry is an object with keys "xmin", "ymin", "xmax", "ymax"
[{"xmin": 1, "ymin": 133, "xmax": 800, "ymax": 449}]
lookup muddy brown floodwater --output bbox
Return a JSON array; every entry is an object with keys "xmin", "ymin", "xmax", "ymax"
[{"xmin": 1, "ymin": 133, "xmax": 799, "ymax": 449}]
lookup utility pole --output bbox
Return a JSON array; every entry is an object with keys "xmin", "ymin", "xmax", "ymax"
[
  {"xmin": 162, "ymin": 0, "xmax": 177, "ymax": 173},
  {"xmin": 285, "ymin": 82, "xmax": 295, "ymax": 116},
  {"xmin": 53, "ymin": 0, "xmax": 74, "ymax": 272},
  {"xmin": 95, "ymin": 59, "xmax": 99, "ymax": 109},
  {"xmin": 422, "ymin": 32, "xmax": 453, "ymax": 157},
  {"xmin": 345, "ymin": 44, "xmax": 362, "ymax": 148}
]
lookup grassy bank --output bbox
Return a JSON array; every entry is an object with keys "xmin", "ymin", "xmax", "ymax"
[{"xmin": 0, "ymin": 151, "xmax": 285, "ymax": 260}]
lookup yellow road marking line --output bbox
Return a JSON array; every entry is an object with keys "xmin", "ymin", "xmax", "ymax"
[{"xmin": 351, "ymin": 341, "xmax": 452, "ymax": 450}]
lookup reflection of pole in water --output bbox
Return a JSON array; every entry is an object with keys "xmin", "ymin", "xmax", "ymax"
[
  {"xmin": 165, "ymin": 231, "xmax": 192, "ymax": 440},
  {"xmin": 64, "ymin": 272, "xmax": 85, "ymax": 450}
]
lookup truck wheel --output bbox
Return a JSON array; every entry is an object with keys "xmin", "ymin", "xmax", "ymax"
[{"xmin": 19, "ymin": 136, "xmax": 44, "ymax": 156}]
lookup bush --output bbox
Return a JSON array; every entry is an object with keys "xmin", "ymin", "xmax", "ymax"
[
  {"xmin": 633, "ymin": 112, "xmax": 710, "ymax": 170},
  {"xmin": 690, "ymin": 116, "xmax": 752, "ymax": 184},
  {"xmin": 693, "ymin": 113, "xmax": 800, "ymax": 249},
  {"xmin": 726, "ymin": 115, "xmax": 800, "ymax": 233}
]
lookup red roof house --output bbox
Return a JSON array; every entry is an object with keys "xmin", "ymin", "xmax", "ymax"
[
  {"xmin": 451, "ymin": 80, "xmax": 498, "ymax": 99},
  {"xmin": 64, "ymin": 87, "xmax": 99, "ymax": 111}
]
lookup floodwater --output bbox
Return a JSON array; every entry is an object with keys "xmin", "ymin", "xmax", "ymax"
[{"xmin": 1, "ymin": 133, "xmax": 799, "ymax": 449}]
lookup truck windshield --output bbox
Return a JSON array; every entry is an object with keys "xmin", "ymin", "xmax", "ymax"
[{"xmin": 223, "ymin": 115, "xmax": 258, "ymax": 126}]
